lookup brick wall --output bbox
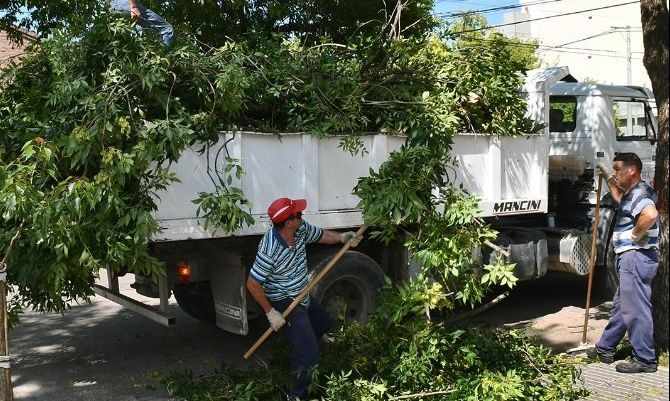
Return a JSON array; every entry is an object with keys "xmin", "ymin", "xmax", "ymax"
[{"xmin": 0, "ymin": 30, "xmax": 35, "ymax": 67}]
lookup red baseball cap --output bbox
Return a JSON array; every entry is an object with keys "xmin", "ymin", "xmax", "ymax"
[{"xmin": 267, "ymin": 197, "xmax": 307, "ymax": 224}]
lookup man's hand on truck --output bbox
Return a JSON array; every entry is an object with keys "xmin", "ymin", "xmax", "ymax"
[
  {"xmin": 340, "ymin": 231, "xmax": 362, "ymax": 247},
  {"xmin": 266, "ymin": 308, "xmax": 286, "ymax": 331}
]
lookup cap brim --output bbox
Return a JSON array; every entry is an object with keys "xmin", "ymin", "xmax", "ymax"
[{"xmin": 292, "ymin": 198, "xmax": 307, "ymax": 213}]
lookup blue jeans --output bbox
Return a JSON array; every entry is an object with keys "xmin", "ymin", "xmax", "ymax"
[
  {"xmin": 596, "ymin": 249, "xmax": 658, "ymax": 366},
  {"xmin": 271, "ymin": 296, "xmax": 333, "ymax": 399},
  {"xmin": 109, "ymin": 0, "xmax": 174, "ymax": 47}
]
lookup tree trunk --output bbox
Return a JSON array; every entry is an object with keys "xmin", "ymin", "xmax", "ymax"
[{"xmin": 640, "ymin": 0, "xmax": 669, "ymax": 352}]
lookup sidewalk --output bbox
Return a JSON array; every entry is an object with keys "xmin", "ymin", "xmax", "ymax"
[{"xmin": 579, "ymin": 362, "xmax": 669, "ymax": 400}]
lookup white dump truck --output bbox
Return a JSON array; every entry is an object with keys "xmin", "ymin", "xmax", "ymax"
[{"xmin": 93, "ymin": 66, "xmax": 657, "ymax": 335}]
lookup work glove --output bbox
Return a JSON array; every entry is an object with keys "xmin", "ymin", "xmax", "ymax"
[
  {"xmin": 266, "ymin": 308, "xmax": 285, "ymax": 332},
  {"xmin": 340, "ymin": 231, "xmax": 362, "ymax": 247},
  {"xmin": 595, "ymin": 162, "xmax": 611, "ymax": 181}
]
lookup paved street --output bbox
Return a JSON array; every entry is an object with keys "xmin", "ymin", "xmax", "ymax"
[{"xmin": 10, "ymin": 276, "xmax": 264, "ymax": 401}]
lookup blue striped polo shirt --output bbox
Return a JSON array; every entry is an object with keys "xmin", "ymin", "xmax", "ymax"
[
  {"xmin": 612, "ymin": 181, "xmax": 659, "ymax": 254},
  {"xmin": 250, "ymin": 220, "xmax": 324, "ymax": 307}
]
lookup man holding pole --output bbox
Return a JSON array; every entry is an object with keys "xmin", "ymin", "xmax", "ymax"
[
  {"xmin": 246, "ymin": 197, "xmax": 362, "ymax": 400},
  {"xmin": 588, "ymin": 153, "xmax": 659, "ymax": 373}
]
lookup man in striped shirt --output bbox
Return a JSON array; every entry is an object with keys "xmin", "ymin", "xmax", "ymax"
[
  {"xmin": 588, "ymin": 153, "xmax": 659, "ymax": 373},
  {"xmin": 246, "ymin": 197, "xmax": 362, "ymax": 400}
]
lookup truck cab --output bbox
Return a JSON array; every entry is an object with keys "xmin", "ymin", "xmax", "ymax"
[
  {"xmin": 549, "ymin": 82, "xmax": 657, "ymax": 185},
  {"xmin": 547, "ymin": 80, "xmax": 658, "ymax": 295}
]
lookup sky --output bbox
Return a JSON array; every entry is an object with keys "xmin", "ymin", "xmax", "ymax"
[{"xmin": 432, "ymin": 0, "xmax": 519, "ymax": 25}]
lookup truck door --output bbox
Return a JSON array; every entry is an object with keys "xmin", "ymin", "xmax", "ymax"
[{"xmin": 610, "ymin": 98, "xmax": 657, "ymax": 184}]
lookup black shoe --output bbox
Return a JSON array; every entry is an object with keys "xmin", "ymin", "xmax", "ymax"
[
  {"xmin": 585, "ymin": 347, "xmax": 614, "ymax": 364},
  {"xmin": 615, "ymin": 360, "xmax": 657, "ymax": 373}
]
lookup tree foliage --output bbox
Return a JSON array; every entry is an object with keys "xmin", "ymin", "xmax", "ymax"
[
  {"xmin": 1, "ymin": 10, "xmax": 536, "ymax": 314},
  {"xmin": 0, "ymin": 0, "xmax": 435, "ymax": 47}
]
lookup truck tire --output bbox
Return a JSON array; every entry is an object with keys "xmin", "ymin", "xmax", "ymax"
[
  {"xmin": 310, "ymin": 251, "xmax": 384, "ymax": 328},
  {"xmin": 173, "ymin": 282, "xmax": 216, "ymax": 324}
]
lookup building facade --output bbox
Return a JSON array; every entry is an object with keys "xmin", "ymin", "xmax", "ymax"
[
  {"xmin": 502, "ymin": 0, "xmax": 658, "ymax": 89},
  {"xmin": 0, "ymin": 29, "xmax": 35, "ymax": 68}
]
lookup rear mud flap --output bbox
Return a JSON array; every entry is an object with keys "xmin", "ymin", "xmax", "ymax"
[
  {"xmin": 508, "ymin": 242, "xmax": 537, "ymax": 280},
  {"xmin": 505, "ymin": 232, "xmax": 548, "ymax": 280},
  {"xmin": 209, "ymin": 252, "xmax": 249, "ymax": 335}
]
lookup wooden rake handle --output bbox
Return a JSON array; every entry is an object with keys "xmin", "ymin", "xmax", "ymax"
[
  {"xmin": 581, "ymin": 176, "xmax": 603, "ymax": 344},
  {"xmin": 243, "ymin": 223, "xmax": 370, "ymax": 360}
]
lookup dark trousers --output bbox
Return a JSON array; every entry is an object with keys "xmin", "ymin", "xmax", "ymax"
[
  {"xmin": 596, "ymin": 248, "xmax": 658, "ymax": 366},
  {"xmin": 271, "ymin": 296, "xmax": 333, "ymax": 399}
]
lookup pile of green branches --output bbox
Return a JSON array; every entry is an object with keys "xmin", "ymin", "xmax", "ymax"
[{"xmin": 163, "ymin": 286, "xmax": 588, "ymax": 400}]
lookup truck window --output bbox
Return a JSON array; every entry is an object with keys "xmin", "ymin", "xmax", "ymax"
[
  {"xmin": 644, "ymin": 102, "xmax": 658, "ymax": 141},
  {"xmin": 549, "ymin": 96, "xmax": 577, "ymax": 132},
  {"xmin": 613, "ymin": 100, "xmax": 648, "ymax": 141}
]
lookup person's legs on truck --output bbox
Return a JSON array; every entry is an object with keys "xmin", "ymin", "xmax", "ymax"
[{"xmin": 108, "ymin": 0, "xmax": 174, "ymax": 47}]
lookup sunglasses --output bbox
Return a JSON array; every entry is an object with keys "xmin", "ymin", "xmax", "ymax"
[{"xmin": 288, "ymin": 211, "xmax": 303, "ymax": 220}]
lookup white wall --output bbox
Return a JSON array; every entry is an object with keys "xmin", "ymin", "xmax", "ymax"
[{"xmin": 503, "ymin": 0, "xmax": 663, "ymax": 89}]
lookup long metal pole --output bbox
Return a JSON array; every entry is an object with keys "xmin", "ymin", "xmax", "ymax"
[
  {"xmin": 244, "ymin": 224, "xmax": 370, "ymax": 360},
  {"xmin": 626, "ymin": 25, "xmax": 632, "ymax": 85}
]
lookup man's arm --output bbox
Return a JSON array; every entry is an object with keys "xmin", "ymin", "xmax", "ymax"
[
  {"xmin": 632, "ymin": 204, "xmax": 658, "ymax": 243},
  {"xmin": 246, "ymin": 276, "xmax": 272, "ymax": 313},
  {"xmin": 604, "ymin": 176, "xmax": 624, "ymax": 204},
  {"xmin": 246, "ymin": 276, "xmax": 286, "ymax": 331},
  {"xmin": 128, "ymin": 0, "xmax": 141, "ymax": 20},
  {"xmin": 319, "ymin": 229, "xmax": 363, "ymax": 247},
  {"xmin": 596, "ymin": 162, "xmax": 623, "ymax": 204},
  {"xmin": 319, "ymin": 229, "xmax": 344, "ymax": 245}
]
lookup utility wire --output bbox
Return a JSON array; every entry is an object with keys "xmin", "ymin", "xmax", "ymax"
[
  {"xmin": 447, "ymin": 31, "xmax": 649, "ymax": 60},
  {"xmin": 453, "ymin": 37, "xmax": 629, "ymax": 58},
  {"xmin": 449, "ymin": 27, "xmax": 627, "ymax": 54},
  {"xmin": 454, "ymin": 41, "xmax": 640, "ymax": 59},
  {"xmin": 434, "ymin": 0, "xmax": 566, "ymax": 19},
  {"xmin": 446, "ymin": 1, "xmax": 641, "ymax": 35},
  {"xmin": 554, "ymin": 27, "xmax": 639, "ymax": 48}
]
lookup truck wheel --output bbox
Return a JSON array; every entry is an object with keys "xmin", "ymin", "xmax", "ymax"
[
  {"xmin": 310, "ymin": 251, "xmax": 384, "ymax": 328},
  {"xmin": 173, "ymin": 282, "xmax": 216, "ymax": 324}
]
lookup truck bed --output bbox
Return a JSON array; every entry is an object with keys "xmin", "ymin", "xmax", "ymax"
[{"xmin": 152, "ymin": 131, "xmax": 548, "ymax": 241}]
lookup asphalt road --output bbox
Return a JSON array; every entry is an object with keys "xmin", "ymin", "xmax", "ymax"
[
  {"xmin": 9, "ymin": 276, "xmax": 265, "ymax": 401},
  {"xmin": 9, "ymin": 271, "xmax": 613, "ymax": 400}
]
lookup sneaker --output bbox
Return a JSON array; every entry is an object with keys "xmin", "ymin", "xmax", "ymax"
[
  {"xmin": 615, "ymin": 360, "xmax": 657, "ymax": 373},
  {"xmin": 585, "ymin": 346, "xmax": 614, "ymax": 364}
]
